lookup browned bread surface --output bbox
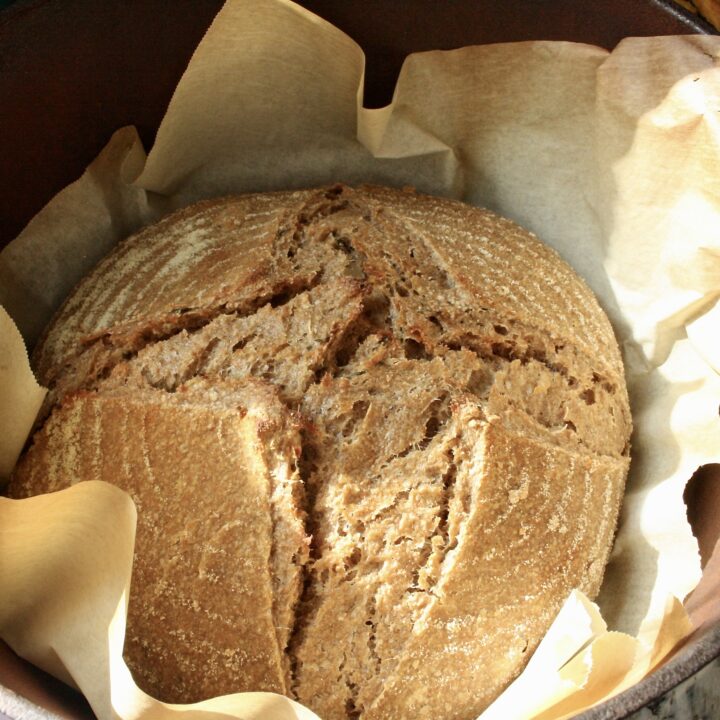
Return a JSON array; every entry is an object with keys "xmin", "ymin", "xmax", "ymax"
[{"xmin": 10, "ymin": 184, "xmax": 631, "ymax": 720}]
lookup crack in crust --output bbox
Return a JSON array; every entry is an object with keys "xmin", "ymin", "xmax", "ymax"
[{"xmin": 39, "ymin": 273, "xmax": 323, "ymax": 417}]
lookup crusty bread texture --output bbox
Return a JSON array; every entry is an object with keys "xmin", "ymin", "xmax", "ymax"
[{"xmin": 9, "ymin": 184, "xmax": 631, "ymax": 720}]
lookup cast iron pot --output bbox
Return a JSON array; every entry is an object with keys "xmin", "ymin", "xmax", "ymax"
[{"xmin": 0, "ymin": 2, "xmax": 718, "ymax": 719}]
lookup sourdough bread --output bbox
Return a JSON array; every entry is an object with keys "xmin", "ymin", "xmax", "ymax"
[{"xmin": 9, "ymin": 184, "xmax": 631, "ymax": 720}]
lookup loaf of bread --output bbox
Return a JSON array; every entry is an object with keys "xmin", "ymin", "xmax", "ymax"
[{"xmin": 9, "ymin": 184, "xmax": 631, "ymax": 720}]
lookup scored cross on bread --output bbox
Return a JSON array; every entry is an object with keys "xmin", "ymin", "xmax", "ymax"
[{"xmin": 10, "ymin": 184, "xmax": 631, "ymax": 720}]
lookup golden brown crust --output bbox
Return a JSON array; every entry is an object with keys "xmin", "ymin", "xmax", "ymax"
[
  {"xmin": 9, "ymin": 379, "xmax": 302, "ymax": 702},
  {"xmin": 10, "ymin": 184, "xmax": 631, "ymax": 718},
  {"xmin": 363, "ymin": 419, "xmax": 627, "ymax": 720}
]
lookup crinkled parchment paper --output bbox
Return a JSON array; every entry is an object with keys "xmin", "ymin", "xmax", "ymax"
[{"xmin": 1, "ymin": 0, "xmax": 720, "ymax": 718}]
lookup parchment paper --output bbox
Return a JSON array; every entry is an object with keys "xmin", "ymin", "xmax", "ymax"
[
  {"xmin": 0, "ymin": 309, "xmax": 45, "ymax": 480},
  {"xmin": 1, "ymin": 0, "xmax": 719, "ymax": 718}
]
